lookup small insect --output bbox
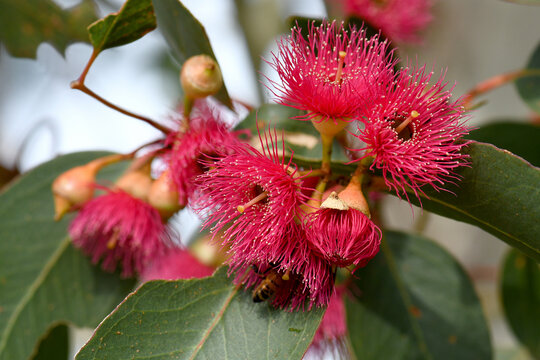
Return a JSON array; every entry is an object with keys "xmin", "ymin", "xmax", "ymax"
[{"xmin": 251, "ymin": 265, "xmax": 291, "ymax": 303}]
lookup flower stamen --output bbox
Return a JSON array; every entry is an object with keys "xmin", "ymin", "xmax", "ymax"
[
  {"xmin": 106, "ymin": 227, "xmax": 121, "ymax": 250},
  {"xmin": 334, "ymin": 51, "xmax": 347, "ymax": 84},
  {"xmin": 394, "ymin": 110, "xmax": 419, "ymax": 134},
  {"xmin": 237, "ymin": 191, "xmax": 269, "ymax": 213}
]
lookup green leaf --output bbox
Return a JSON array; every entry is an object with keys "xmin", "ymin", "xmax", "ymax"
[
  {"xmin": 238, "ymin": 103, "xmax": 351, "ymax": 163},
  {"xmin": 152, "ymin": 0, "xmax": 233, "ymax": 109},
  {"xmin": 88, "ymin": 0, "xmax": 156, "ymax": 54},
  {"xmin": 32, "ymin": 324, "xmax": 69, "ymax": 360},
  {"xmin": 0, "ymin": 152, "xmax": 135, "ymax": 360},
  {"xmin": 466, "ymin": 121, "xmax": 540, "ymax": 166},
  {"xmin": 76, "ymin": 267, "xmax": 324, "ymax": 359},
  {"xmin": 0, "ymin": 0, "xmax": 97, "ymax": 58},
  {"xmin": 499, "ymin": 0, "xmax": 540, "ymax": 5},
  {"xmin": 516, "ymin": 40, "xmax": 540, "ymax": 114},
  {"xmin": 500, "ymin": 249, "xmax": 540, "ymax": 359},
  {"xmin": 347, "ymin": 231, "xmax": 492, "ymax": 360},
  {"xmin": 404, "ymin": 142, "xmax": 540, "ymax": 262}
]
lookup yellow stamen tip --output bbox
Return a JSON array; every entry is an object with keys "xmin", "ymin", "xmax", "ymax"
[
  {"xmin": 282, "ymin": 273, "xmax": 290, "ymax": 281},
  {"xmin": 411, "ymin": 110, "xmax": 420, "ymax": 118},
  {"xmin": 237, "ymin": 205, "xmax": 245, "ymax": 213},
  {"xmin": 338, "ymin": 51, "xmax": 347, "ymax": 58}
]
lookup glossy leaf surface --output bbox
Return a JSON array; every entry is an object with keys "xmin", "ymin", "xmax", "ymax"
[
  {"xmin": 405, "ymin": 142, "xmax": 540, "ymax": 261},
  {"xmin": 152, "ymin": 0, "xmax": 233, "ymax": 108},
  {"xmin": 88, "ymin": 0, "xmax": 156, "ymax": 54},
  {"xmin": 76, "ymin": 268, "xmax": 324, "ymax": 359},
  {"xmin": 0, "ymin": 0, "xmax": 97, "ymax": 58},
  {"xmin": 347, "ymin": 231, "xmax": 492, "ymax": 360},
  {"xmin": 0, "ymin": 152, "xmax": 134, "ymax": 360},
  {"xmin": 500, "ymin": 249, "xmax": 540, "ymax": 359},
  {"xmin": 466, "ymin": 120, "xmax": 540, "ymax": 166}
]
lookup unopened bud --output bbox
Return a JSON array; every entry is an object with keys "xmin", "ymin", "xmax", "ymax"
[
  {"xmin": 180, "ymin": 55, "xmax": 223, "ymax": 99},
  {"xmin": 115, "ymin": 164, "xmax": 152, "ymax": 201},
  {"xmin": 52, "ymin": 154, "xmax": 126, "ymax": 221},
  {"xmin": 148, "ymin": 170, "xmax": 185, "ymax": 219},
  {"xmin": 52, "ymin": 165, "xmax": 96, "ymax": 221},
  {"xmin": 338, "ymin": 181, "xmax": 371, "ymax": 217}
]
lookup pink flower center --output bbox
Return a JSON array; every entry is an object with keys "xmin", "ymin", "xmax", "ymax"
[{"xmin": 391, "ymin": 110, "xmax": 419, "ymax": 141}]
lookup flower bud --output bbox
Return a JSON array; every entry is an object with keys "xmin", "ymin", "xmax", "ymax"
[
  {"xmin": 180, "ymin": 55, "xmax": 223, "ymax": 99},
  {"xmin": 115, "ymin": 164, "xmax": 152, "ymax": 201},
  {"xmin": 337, "ymin": 179, "xmax": 371, "ymax": 217},
  {"xmin": 148, "ymin": 170, "xmax": 186, "ymax": 219},
  {"xmin": 52, "ymin": 154, "xmax": 126, "ymax": 221}
]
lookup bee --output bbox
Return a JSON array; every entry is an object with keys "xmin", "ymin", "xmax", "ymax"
[{"xmin": 251, "ymin": 265, "xmax": 291, "ymax": 303}]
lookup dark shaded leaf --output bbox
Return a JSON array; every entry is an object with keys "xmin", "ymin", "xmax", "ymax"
[
  {"xmin": 88, "ymin": 0, "xmax": 156, "ymax": 54},
  {"xmin": 500, "ymin": 249, "xmax": 540, "ymax": 358},
  {"xmin": 0, "ymin": 0, "xmax": 97, "ymax": 58},
  {"xmin": 516, "ymin": 40, "xmax": 540, "ymax": 114},
  {"xmin": 0, "ymin": 152, "xmax": 135, "ymax": 360},
  {"xmin": 76, "ymin": 268, "xmax": 324, "ymax": 360},
  {"xmin": 466, "ymin": 121, "xmax": 540, "ymax": 166},
  {"xmin": 32, "ymin": 324, "xmax": 69, "ymax": 360},
  {"xmin": 347, "ymin": 231, "xmax": 492, "ymax": 360},
  {"xmin": 152, "ymin": 0, "xmax": 233, "ymax": 109},
  {"xmin": 404, "ymin": 142, "xmax": 540, "ymax": 262}
]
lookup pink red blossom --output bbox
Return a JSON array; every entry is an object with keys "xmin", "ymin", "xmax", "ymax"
[
  {"xmin": 353, "ymin": 65, "xmax": 470, "ymax": 202},
  {"xmin": 310, "ymin": 287, "xmax": 347, "ymax": 355},
  {"xmin": 344, "ymin": 0, "xmax": 433, "ymax": 44},
  {"xmin": 141, "ymin": 248, "xmax": 214, "ymax": 281},
  {"xmin": 266, "ymin": 20, "xmax": 394, "ymax": 124},
  {"xmin": 69, "ymin": 189, "xmax": 169, "ymax": 277},
  {"xmin": 306, "ymin": 207, "xmax": 381, "ymax": 268},
  {"xmin": 195, "ymin": 130, "xmax": 333, "ymax": 308},
  {"xmin": 164, "ymin": 101, "xmax": 243, "ymax": 203}
]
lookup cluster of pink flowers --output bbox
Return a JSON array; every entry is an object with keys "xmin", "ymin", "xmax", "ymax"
[
  {"xmin": 343, "ymin": 0, "xmax": 433, "ymax": 44},
  {"xmin": 58, "ymin": 15, "xmax": 467, "ymax": 331},
  {"xmin": 270, "ymin": 20, "xmax": 469, "ymax": 202}
]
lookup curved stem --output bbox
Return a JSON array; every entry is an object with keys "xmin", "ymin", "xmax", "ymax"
[
  {"xmin": 72, "ymin": 50, "xmax": 172, "ymax": 134},
  {"xmin": 463, "ymin": 69, "xmax": 540, "ymax": 109},
  {"xmin": 320, "ymin": 134, "xmax": 334, "ymax": 179},
  {"xmin": 70, "ymin": 82, "xmax": 172, "ymax": 134}
]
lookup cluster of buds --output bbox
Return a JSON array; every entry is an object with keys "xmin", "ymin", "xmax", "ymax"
[{"xmin": 52, "ymin": 55, "xmax": 235, "ymax": 277}]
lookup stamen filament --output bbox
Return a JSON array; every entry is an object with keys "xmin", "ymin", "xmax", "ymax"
[
  {"xmin": 395, "ymin": 110, "xmax": 419, "ymax": 134},
  {"xmin": 282, "ymin": 269, "xmax": 291, "ymax": 281},
  {"xmin": 237, "ymin": 191, "xmax": 268, "ymax": 213},
  {"xmin": 335, "ymin": 51, "xmax": 347, "ymax": 84}
]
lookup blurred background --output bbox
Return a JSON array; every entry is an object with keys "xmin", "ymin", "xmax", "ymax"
[{"xmin": 1, "ymin": 0, "xmax": 539, "ymax": 358}]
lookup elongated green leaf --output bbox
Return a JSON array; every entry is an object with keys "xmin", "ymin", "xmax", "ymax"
[
  {"xmin": 88, "ymin": 0, "xmax": 156, "ymax": 54},
  {"xmin": 347, "ymin": 231, "xmax": 492, "ymax": 360},
  {"xmin": 0, "ymin": 0, "xmax": 97, "ymax": 58},
  {"xmin": 466, "ymin": 120, "xmax": 540, "ymax": 166},
  {"xmin": 238, "ymin": 103, "xmax": 351, "ymax": 163},
  {"xmin": 405, "ymin": 142, "xmax": 540, "ymax": 262},
  {"xmin": 500, "ymin": 0, "xmax": 540, "ymax": 5},
  {"xmin": 32, "ymin": 324, "xmax": 69, "ymax": 360},
  {"xmin": 0, "ymin": 152, "xmax": 134, "ymax": 360},
  {"xmin": 76, "ymin": 267, "xmax": 324, "ymax": 359},
  {"xmin": 516, "ymin": 40, "xmax": 540, "ymax": 114},
  {"xmin": 152, "ymin": 0, "xmax": 233, "ymax": 108},
  {"xmin": 500, "ymin": 249, "xmax": 540, "ymax": 359}
]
